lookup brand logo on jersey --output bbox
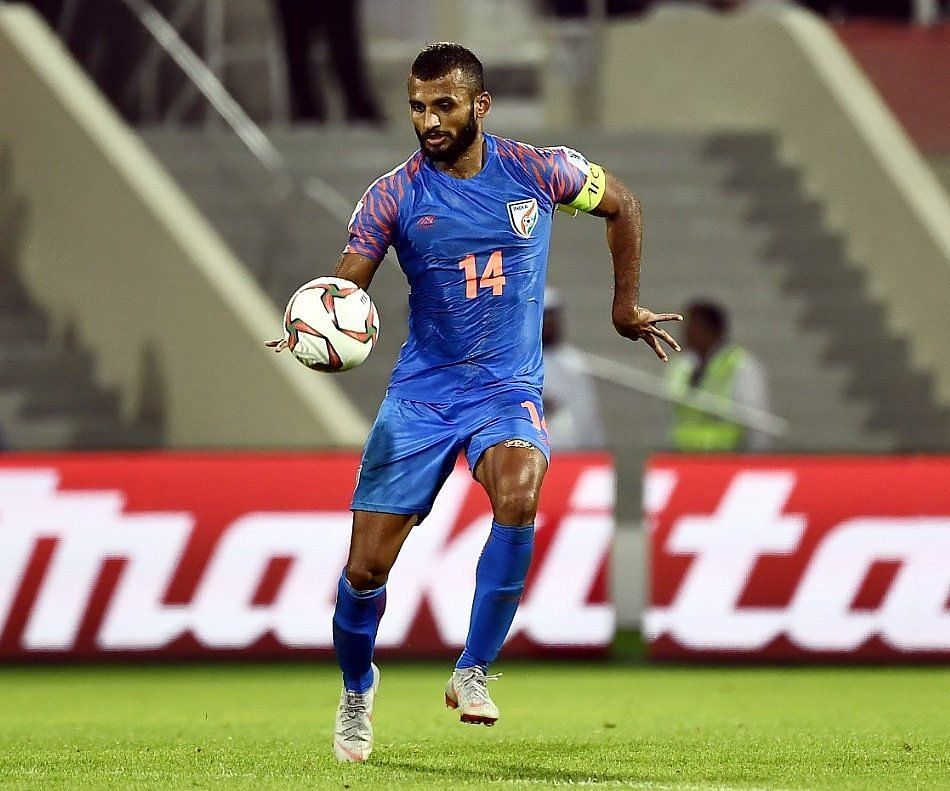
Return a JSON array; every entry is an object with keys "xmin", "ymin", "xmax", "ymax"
[
  {"xmin": 416, "ymin": 215, "xmax": 437, "ymax": 229},
  {"xmin": 507, "ymin": 199, "xmax": 539, "ymax": 239},
  {"xmin": 562, "ymin": 147, "xmax": 591, "ymax": 177}
]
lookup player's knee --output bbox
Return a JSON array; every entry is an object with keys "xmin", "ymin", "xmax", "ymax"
[
  {"xmin": 492, "ymin": 489, "xmax": 540, "ymax": 526},
  {"xmin": 345, "ymin": 560, "xmax": 391, "ymax": 591}
]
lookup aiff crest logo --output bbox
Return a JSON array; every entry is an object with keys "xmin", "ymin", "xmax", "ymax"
[{"xmin": 507, "ymin": 198, "xmax": 539, "ymax": 239}]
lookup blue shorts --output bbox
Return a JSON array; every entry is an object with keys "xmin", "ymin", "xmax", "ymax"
[{"xmin": 351, "ymin": 388, "xmax": 550, "ymax": 522}]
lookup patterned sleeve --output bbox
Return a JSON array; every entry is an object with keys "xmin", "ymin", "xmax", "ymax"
[
  {"xmin": 543, "ymin": 147, "xmax": 606, "ymax": 213},
  {"xmin": 343, "ymin": 178, "xmax": 399, "ymax": 262},
  {"xmin": 540, "ymin": 147, "xmax": 587, "ymax": 204}
]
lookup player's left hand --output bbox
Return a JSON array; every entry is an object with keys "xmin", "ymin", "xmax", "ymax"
[
  {"xmin": 613, "ymin": 306, "xmax": 683, "ymax": 362},
  {"xmin": 265, "ymin": 338, "xmax": 288, "ymax": 352}
]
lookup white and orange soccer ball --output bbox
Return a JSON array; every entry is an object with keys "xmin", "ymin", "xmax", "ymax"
[{"xmin": 282, "ymin": 277, "xmax": 379, "ymax": 372}]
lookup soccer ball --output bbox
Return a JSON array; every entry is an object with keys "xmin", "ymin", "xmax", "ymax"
[{"xmin": 282, "ymin": 277, "xmax": 379, "ymax": 372}]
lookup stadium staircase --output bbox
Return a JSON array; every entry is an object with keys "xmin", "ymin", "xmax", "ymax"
[
  {"xmin": 0, "ymin": 149, "xmax": 161, "ymax": 451},
  {"xmin": 142, "ymin": 127, "xmax": 950, "ymax": 516}
]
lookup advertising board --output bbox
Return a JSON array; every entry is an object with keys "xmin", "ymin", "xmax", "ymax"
[
  {"xmin": 646, "ymin": 456, "xmax": 950, "ymax": 661},
  {"xmin": 0, "ymin": 453, "xmax": 614, "ymax": 660}
]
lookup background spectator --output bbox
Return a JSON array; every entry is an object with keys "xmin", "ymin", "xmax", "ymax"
[
  {"xmin": 271, "ymin": 0, "xmax": 383, "ymax": 124},
  {"xmin": 666, "ymin": 300, "xmax": 770, "ymax": 452},
  {"xmin": 23, "ymin": 0, "xmax": 144, "ymax": 120},
  {"xmin": 542, "ymin": 289, "xmax": 606, "ymax": 450}
]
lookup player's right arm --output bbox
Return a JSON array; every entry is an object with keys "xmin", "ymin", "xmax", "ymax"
[
  {"xmin": 334, "ymin": 252, "xmax": 381, "ymax": 291},
  {"xmin": 265, "ymin": 175, "xmax": 397, "ymax": 351},
  {"xmin": 336, "ymin": 176, "xmax": 399, "ymax": 288}
]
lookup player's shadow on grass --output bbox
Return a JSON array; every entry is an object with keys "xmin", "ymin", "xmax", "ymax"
[{"xmin": 374, "ymin": 739, "xmax": 650, "ymax": 785}]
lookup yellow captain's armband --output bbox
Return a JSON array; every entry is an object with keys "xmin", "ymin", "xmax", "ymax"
[{"xmin": 564, "ymin": 162, "xmax": 607, "ymax": 213}]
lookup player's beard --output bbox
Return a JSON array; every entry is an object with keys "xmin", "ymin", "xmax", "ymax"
[{"xmin": 417, "ymin": 108, "xmax": 479, "ymax": 163}]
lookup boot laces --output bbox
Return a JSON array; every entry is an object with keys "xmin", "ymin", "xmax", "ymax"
[
  {"xmin": 457, "ymin": 667, "xmax": 502, "ymax": 704},
  {"xmin": 340, "ymin": 690, "xmax": 370, "ymax": 742}
]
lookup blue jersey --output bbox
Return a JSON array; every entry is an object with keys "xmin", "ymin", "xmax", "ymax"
[{"xmin": 344, "ymin": 133, "xmax": 594, "ymax": 402}]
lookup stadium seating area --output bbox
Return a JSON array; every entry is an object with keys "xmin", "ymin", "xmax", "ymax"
[
  {"xmin": 4, "ymin": 3, "xmax": 949, "ymax": 474},
  {"xmin": 4, "ymin": 2, "xmax": 947, "ymax": 502},
  {"xmin": 142, "ymin": 125, "xmax": 950, "ymax": 515}
]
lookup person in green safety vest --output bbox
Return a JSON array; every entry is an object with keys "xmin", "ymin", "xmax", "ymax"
[{"xmin": 666, "ymin": 301, "xmax": 770, "ymax": 452}]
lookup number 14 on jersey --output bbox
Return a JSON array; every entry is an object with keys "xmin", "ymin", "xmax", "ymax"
[{"xmin": 459, "ymin": 251, "xmax": 506, "ymax": 298}]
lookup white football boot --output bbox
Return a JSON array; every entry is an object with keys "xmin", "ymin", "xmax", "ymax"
[
  {"xmin": 444, "ymin": 666, "xmax": 501, "ymax": 726},
  {"xmin": 333, "ymin": 663, "xmax": 380, "ymax": 762}
]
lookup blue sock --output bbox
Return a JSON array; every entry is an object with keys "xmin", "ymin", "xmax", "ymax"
[
  {"xmin": 332, "ymin": 572, "xmax": 386, "ymax": 692},
  {"xmin": 456, "ymin": 520, "xmax": 534, "ymax": 670}
]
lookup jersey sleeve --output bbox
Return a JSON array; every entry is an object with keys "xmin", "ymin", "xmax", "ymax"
[
  {"xmin": 544, "ymin": 147, "xmax": 607, "ymax": 214},
  {"xmin": 343, "ymin": 178, "xmax": 399, "ymax": 263}
]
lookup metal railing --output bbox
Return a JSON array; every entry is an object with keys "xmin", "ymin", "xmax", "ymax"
[
  {"xmin": 583, "ymin": 352, "xmax": 788, "ymax": 438},
  {"xmin": 122, "ymin": 0, "xmax": 283, "ymax": 170},
  {"xmin": 117, "ymin": 0, "xmax": 353, "ymax": 220}
]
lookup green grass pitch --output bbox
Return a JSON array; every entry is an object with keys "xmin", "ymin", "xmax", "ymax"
[{"xmin": 1, "ymin": 662, "xmax": 948, "ymax": 789}]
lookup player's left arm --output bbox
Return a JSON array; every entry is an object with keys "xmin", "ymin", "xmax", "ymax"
[{"xmin": 587, "ymin": 168, "xmax": 682, "ymax": 362}]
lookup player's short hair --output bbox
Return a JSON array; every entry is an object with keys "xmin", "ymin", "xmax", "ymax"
[
  {"xmin": 410, "ymin": 42, "xmax": 485, "ymax": 95},
  {"xmin": 688, "ymin": 300, "xmax": 729, "ymax": 337}
]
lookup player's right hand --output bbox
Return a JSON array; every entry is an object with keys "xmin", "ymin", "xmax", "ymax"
[{"xmin": 265, "ymin": 338, "xmax": 288, "ymax": 353}]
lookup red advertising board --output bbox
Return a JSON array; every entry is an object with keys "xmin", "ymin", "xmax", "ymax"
[
  {"xmin": 645, "ymin": 456, "xmax": 950, "ymax": 662},
  {"xmin": 0, "ymin": 453, "xmax": 613, "ymax": 661}
]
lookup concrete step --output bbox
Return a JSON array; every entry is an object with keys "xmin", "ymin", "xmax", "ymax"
[
  {"xmin": 3, "ymin": 412, "xmax": 158, "ymax": 451},
  {"xmin": 69, "ymin": 419, "xmax": 161, "ymax": 450},
  {"xmin": 17, "ymin": 385, "xmax": 121, "ymax": 419},
  {"xmin": 3, "ymin": 414, "xmax": 76, "ymax": 451},
  {"xmin": 0, "ymin": 343, "xmax": 94, "ymax": 386},
  {"xmin": 0, "ymin": 307, "xmax": 49, "ymax": 343},
  {"xmin": 0, "ymin": 284, "xmax": 31, "ymax": 309},
  {"xmin": 0, "ymin": 309, "xmax": 158, "ymax": 451}
]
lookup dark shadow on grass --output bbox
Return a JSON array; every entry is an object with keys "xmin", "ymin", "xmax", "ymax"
[{"xmin": 372, "ymin": 740, "xmax": 655, "ymax": 785}]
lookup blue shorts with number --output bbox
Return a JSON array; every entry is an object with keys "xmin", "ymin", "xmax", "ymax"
[{"xmin": 351, "ymin": 387, "xmax": 550, "ymax": 522}]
